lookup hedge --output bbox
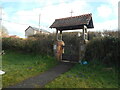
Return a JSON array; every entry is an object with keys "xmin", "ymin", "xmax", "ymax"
[
  {"xmin": 2, "ymin": 34, "xmax": 55, "ymax": 55},
  {"xmin": 84, "ymin": 37, "xmax": 120, "ymax": 66},
  {"xmin": 2, "ymin": 31, "xmax": 119, "ymax": 67}
]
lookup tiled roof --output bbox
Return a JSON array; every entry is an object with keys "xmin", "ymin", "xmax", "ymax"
[{"xmin": 50, "ymin": 13, "xmax": 94, "ymax": 30}]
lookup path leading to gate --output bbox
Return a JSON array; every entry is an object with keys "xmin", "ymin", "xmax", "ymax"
[{"xmin": 8, "ymin": 62, "xmax": 75, "ymax": 88}]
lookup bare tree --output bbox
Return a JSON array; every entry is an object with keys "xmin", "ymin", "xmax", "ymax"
[{"xmin": 0, "ymin": 25, "xmax": 8, "ymax": 37}]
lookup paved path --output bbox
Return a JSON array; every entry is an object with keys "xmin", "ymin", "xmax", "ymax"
[{"xmin": 8, "ymin": 62, "xmax": 75, "ymax": 88}]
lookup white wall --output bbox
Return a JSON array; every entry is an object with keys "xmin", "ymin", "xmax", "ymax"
[
  {"xmin": 25, "ymin": 27, "xmax": 34, "ymax": 37},
  {"xmin": 25, "ymin": 27, "xmax": 50, "ymax": 38}
]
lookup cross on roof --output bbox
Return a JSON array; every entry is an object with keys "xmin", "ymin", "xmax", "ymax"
[{"xmin": 70, "ymin": 10, "xmax": 73, "ymax": 17}]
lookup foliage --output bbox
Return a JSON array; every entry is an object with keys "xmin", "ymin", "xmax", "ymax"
[
  {"xmin": 2, "ymin": 38, "xmax": 24, "ymax": 50},
  {"xmin": 84, "ymin": 36, "xmax": 120, "ymax": 67},
  {"xmin": 45, "ymin": 63, "xmax": 118, "ymax": 88},
  {"xmin": 88, "ymin": 30, "xmax": 118, "ymax": 40},
  {"xmin": 2, "ymin": 34, "xmax": 55, "ymax": 56},
  {"xmin": 2, "ymin": 50, "xmax": 58, "ymax": 87},
  {"xmin": 0, "ymin": 25, "xmax": 8, "ymax": 37},
  {"xmin": 2, "ymin": 30, "xmax": 119, "ymax": 88},
  {"xmin": 2, "ymin": 31, "xmax": 119, "ymax": 66},
  {"xmin": 62, "ymin": 32, "xmax": 78, "ymax": 46},
  {"xmin": 2, "ymin": 32, "xmax": 78, "ymax": 55}
]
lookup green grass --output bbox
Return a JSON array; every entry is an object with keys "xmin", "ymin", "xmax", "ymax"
[
  {"xmin": 45, "ymin": 62, "xmax": 118, "ymax": 88},
  {"xmin": 2, "ymin": 50, "xmax": 58, "ymax": 88}
]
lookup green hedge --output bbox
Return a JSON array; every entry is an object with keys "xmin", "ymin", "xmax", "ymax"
[
  {"xmin": 2, "ymin": 32, "xmax": 78, "ymax": 55},
  {"xmin": 2, "ymin": 38, "xmax": 24, "ymax": 50},
  {"xmin": 84, "ymin": 37, "xmax": 120, "ymax": 66},
  {"xmin": 2, "ymin": 34, "xmax": 55, "ymax": 55},
  {"xmin": 2, "ymin": 31, "xmax": 119, "ymax": 66}
]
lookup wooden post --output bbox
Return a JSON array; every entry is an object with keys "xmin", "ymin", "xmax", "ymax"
[
  {"xmin": 53, "ymin": 29, "xmax": 58, "ymax": 59},
  {"xmin": 78, "ymin": 35, "xmax": 81, "ymax": 61},
  {"xmin": 79, "ymin": 25, "xmax": 86, "ymax": 62},
  {"xmin": 83, "ymin": 26, "xmax": 85, "ymax": 40},
  {"xmin": 84, "ymin": 25, "xmax": 88, "ymax": 43},
  {"xmin": 60, "ymin": 30, "xmax": 62, "ymax": 41},
  {"xmin": 56, "ymin": 29, "xmax": 58, "ymax": 41}
]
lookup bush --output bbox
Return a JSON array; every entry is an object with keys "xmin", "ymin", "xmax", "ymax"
[
  {"xmin": 84, "ymin": 37, "xmax": 120, "ymax": 66},
  {"xmin": 88, "ymin": 31, "xmax": 118, "ymax": 40},
  {"xmin": 2, "ymin": 37, "xmax": 24, "ymax": 50},
  {"xmin": 2, "ymin": 31, "xmax": 119, "ymax": 67},
  {"xmin": 28, "ymin": 34, "xmax": 55, "ymax": 55},
  {"xmin": 2, "ymin": 34, "xmax": 55, "ymax": 56}
]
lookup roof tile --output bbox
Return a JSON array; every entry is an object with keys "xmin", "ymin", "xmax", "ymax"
[{"xmin": 50, "ymin": 13, "xmax": 94, "ymax": 30}]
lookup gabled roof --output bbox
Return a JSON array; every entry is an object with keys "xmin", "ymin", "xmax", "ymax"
[
  {"xmin": 25, "ymin": 26, "xmax": 50, "ymax": 33},
  {"xmin": 50, "ymin": 13, "xmax": 94, "ymax": 30}
]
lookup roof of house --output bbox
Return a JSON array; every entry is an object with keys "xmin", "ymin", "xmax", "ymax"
[
  {"xmin": 25, "ymin": 26, "xmax": 50, "ymax": 33},
  {"xmin": 50, "ymin": 13, "xmax": 94, "ymax": 31}
]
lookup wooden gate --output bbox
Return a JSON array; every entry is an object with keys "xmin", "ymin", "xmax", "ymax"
[{"xmin": 62, "ymin": 40, "xmax": 79, "ymax": 62}]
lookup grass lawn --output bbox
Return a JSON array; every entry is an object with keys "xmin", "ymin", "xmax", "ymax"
[
  {"xmin": 2, "ymin": 50, "xmax": 58, "ymax": 88},
  {"xmin": 45, "ymin": 62, "xmax": 118, "ymax": 88}
]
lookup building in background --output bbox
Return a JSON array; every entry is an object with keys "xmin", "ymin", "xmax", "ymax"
[{"xmin": 25, "ymin": 26, "xmax": 50, "ymax": 38}]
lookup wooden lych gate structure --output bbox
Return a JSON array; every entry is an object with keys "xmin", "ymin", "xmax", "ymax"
[{"xmin": 50, "ymin": 13, "xmax": 94, "ymax": 63}]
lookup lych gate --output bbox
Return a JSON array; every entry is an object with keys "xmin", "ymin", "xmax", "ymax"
[{"xmin": 50, "ymin": 13, "xmax": 94, "ymax": 63}]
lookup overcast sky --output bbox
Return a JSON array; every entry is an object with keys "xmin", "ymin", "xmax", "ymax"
[{"xmin": 0, "ymin": 0, "xmax": 119, "ymax": 38}]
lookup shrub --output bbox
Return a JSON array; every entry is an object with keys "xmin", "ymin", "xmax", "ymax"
[
  {"xmin": 88, "ymin": 31, "xmax": 118, "ymax": 40},
  {"xmin": 2, "ymin": 37, "xmax": 24, "ymax": 50},
  {"xmin": 2, "ymin": 31, "xmax": 119, "ymax": 67},
  {"xmin": 28, "ymin": 34, "xmax": 55, "ymax": 55},
  {"xmin": 84, "ymin": 37, "xmax": 120, "ymax": 66},
  {"xmin": 2, "ymin": 34, "xmax": 55, "ymax": 56}
]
